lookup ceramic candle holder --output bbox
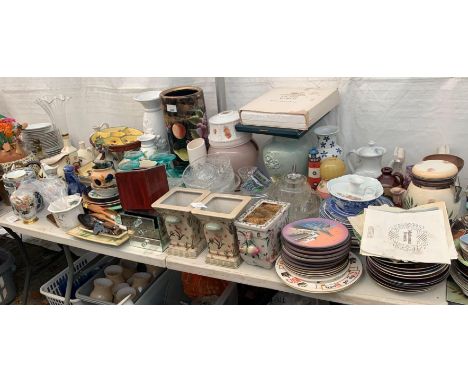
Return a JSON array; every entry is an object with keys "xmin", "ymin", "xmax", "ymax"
[
  {"xmin": 152, "ymin": 187, "xmax": 210, "ymax": 257},
  {"xmin": 235, "ymin": 200, "xmax": 290, "ymax": 269},
  {"xmin": 191, "ymin": 193, "xmax": 251, "ymax": 268}
]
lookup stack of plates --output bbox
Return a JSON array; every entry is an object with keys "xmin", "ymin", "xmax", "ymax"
[
  {"xmin": 275, "ymin": 218, "xmax": 363, "ymax": 293},
  {"xmin": 83, "ymin": 187, "xmax": 121, "ymax": 209},
  {"xmin": 22, "ymin": 123, "xmax": 63, "ymax": 157},
  {"xmin": 367, "ymin": 256, "xmax": 450, "ymax": 293},
  {"xmin": 450, "ymin": 259, "xmax": 468, "ymax": 297},
  {"xmin": 319, "ymin": 196, "xmax": 393, "ymax": 247}
]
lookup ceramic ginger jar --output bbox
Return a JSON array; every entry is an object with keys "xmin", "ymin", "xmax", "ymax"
[
  {"xmin": 403, "ymin": 160, "xmax": 462, "ymax": 220},
  {"xmin": 235, "ymin": 199, "xmax": 290, "ymax": 269},
  {"xmin": 152, "ymin": 187, "xmax": 210, "ymax": 257},
  {"xmin": 191, "ymin": 193, "xmax": 251, "ymax": 268}
]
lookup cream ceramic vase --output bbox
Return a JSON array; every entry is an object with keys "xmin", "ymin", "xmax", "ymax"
[
  {"xmin": 134, "ymin": 90, "xmax": 170, "ymax": 153},
  {"xmin": 152, "ymin": 187, "xmax": 211, "ymax": 258},
  {"xmin": 90, "ymin": 278, "xmax": 114, "ymax": 302},
  {"xmin": 404, "ymin": 160, "xmax": 462, "ymax": 220},
  {"xmin": 191, "ymin": 193, "xmax": 252, "ymax": 268}
]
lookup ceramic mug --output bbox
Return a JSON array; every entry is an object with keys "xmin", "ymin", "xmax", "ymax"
[
  {"xmin": 104, "ymin": 265, "xmax": 126, "ymax": 285},
  {"xmin": 187, "ymin": 138, "xmax": 207, "ymax": 164},
  {"xmin": 90, "ymin": 278, "xmax": 114, "ymax": 302},
  {"xmin": 114, "ymin": 286, "xmax": 137, "ymax": 304},
  {"xmin": 131, "ymin": 272, "xmax": 152, "ymax": 292},
  {"xmin": 112, "ymin": 282, "xmax": 130, "ymax": 296},
  {"xmin": 120, "ymin": 259, "xmax": 138, "ymax": 280}
]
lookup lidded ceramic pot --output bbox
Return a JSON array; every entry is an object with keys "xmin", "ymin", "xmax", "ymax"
[
  {"xmin": 346, "ymin": 141, "xmax": 386, "ymax": 178},
  {"xmin": 191, "ymin": 193, "xmax": 252, "ymax": 268},
  {"xmin": 235, "ymin": 199, "xmax": 290, "ymax": 269},
  {"xmin": 404, "ymin": 159, "xmax": 462, "ymax": 220},
  {"xmin": 207, "ymin": 111, "xmax": 258, "ymax": 172},
  {"xmin": 90, "ymin": 161, "xmax": 116, "ymax": 189},
  {"xmin": 152, "ymin": 187, "xmax": 210, "ymax": 258}
]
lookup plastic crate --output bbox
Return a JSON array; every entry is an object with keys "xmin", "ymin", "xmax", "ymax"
[
  {"xmin": 75, "ymin": 262, "xmax": 165, "ymax": 305},
  {"xmin": 0, "ymin": 248, "xmax": 16, "ymax": 305},
  {"xmin": 39, "ymin": 252, "xmax": 112, "ymax": 305},
  {"xmin": 136, "ymin": 270, "xmax": 238, "ymax": 305}
]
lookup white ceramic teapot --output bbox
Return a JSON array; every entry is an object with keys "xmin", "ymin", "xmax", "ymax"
[{"xmin": 346, "ymin": 141, "xmax": 386, "ymax": 178}]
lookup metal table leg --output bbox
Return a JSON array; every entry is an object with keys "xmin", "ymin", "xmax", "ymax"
[
  {"xmin": 59, "ymin": 245, "xmax": 75, "ymax": 305},
  {"xmin": 3, "ymin": 227, "xmax": 32, "ymax": 305}
]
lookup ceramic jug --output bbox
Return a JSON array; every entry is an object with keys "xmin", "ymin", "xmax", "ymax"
[
  {"xmin": 346, "ymin": 141, "xmax": 386, "ymax": 178},
  {"xmin": 377, "ymin": 167, "xmax": 404, "ymax": 197},
  {"xmin": 313, "ymin": 125, "xmax": 344, "ymax": 159}
]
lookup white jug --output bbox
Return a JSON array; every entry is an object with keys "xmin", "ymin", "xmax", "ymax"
[{"xmin": 346, "ymin": 141, "xmax": 386, "ymax": 178}]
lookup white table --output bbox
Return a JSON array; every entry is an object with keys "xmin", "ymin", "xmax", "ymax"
[
  {"xmin": 0, "ymin": 209, "xmax": 165, "ymax": 304},
  {"xmin": 0, "ymin": 209, "xmax": 448, "ymax": 305},
  {"xmin": 166, "ymin": 248, "xmax": 447, "ymax": 305}
]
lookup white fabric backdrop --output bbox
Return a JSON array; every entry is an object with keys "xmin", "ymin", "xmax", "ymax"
[{"xmin": 1, "ymin": 77, "xmax": 467, "ymax": 185}]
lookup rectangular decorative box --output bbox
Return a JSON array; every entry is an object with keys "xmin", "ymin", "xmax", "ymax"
[
  {"xmin": 152, "ymin": 187, "xmax": 210, "ymax": 258},
  {"xmin": 116, "ymin": 165, "xmax": 169, "ymax": 212},
  {"xmin": 191, "ymin": 193, "xmax": 251, "ymax": 268},
  {"xmin": 120, "ymin": 211, "xmax": 169, "ymax": 252},
  {"xmin": 235, "ymin": 199, "xmax": 290, "ymax": 269}
]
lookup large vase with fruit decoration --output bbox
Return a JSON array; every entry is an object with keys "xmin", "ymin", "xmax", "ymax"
[{"xmin": 159, "ymin": 86, "xmax": 208, "ymax": 169}]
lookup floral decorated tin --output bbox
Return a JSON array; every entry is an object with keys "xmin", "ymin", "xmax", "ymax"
[
  {"xmin": 191, "ymin": 193, "xmax": 251, "ymax": 268},
  {"xmin": 235, "ymin": 199, "xmax": 290, "ymax": 269},
  {"xmin": 152, "ymin": 187, "xmax": 210, "ymax": 257}
]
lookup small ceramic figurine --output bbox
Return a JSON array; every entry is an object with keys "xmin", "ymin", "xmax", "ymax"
[
  {"xmin": 63, "ymin": 164, "xmax": 85, "ymax": 195},
  {"xmin": 346, "ymin": 141, "xmax": 386, "ymax": 178}
]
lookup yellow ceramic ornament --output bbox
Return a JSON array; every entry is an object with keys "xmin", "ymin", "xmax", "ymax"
[{"xmin": 320, "ymin": 157, "xmax": 346, "ymax": 181}]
